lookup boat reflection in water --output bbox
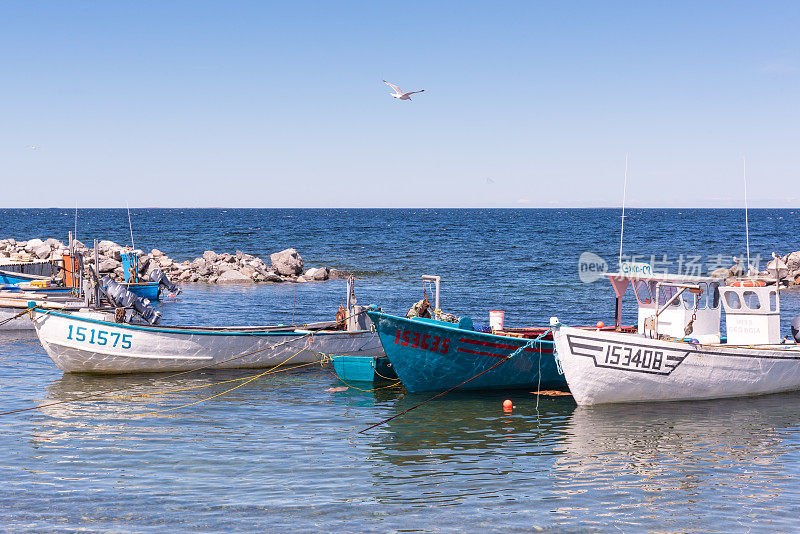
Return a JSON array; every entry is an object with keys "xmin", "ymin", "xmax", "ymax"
[
  {"xmin": 31, "ymin": 366, "xmax": 331, "ymax": 443},
  {"xmin": 550, "ymin": 393, "xmax": 800, "ymax": 528}
]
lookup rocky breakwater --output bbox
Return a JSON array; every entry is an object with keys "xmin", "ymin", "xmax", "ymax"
[
  {"xmin": 709, "ymin": 252, "xmax": 800, "ymax": 286},
  {"xmin": 0, "ymin": 238, "xmax": 350, "ymax": 285}
]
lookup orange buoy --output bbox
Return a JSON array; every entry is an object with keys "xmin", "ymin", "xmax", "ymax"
[
  {"xmin": 596, "ymin": 321, "xmax": 605, "ymax": 329},
  {"xmin": 503, "ymin": 399, "xmax": 513, "ymax": 412},
  {"xmin": 730, "ymin": 280, "xmax": 766, "ymax": 288}
]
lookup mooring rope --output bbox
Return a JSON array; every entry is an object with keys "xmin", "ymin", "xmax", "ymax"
[
  {"xmin": 129, "ymin": 346, "xmax": 311, "ymax": 416},
  {"xmin": 358, "ymin": 329, "xmax": 552, "ymax": 434},
  {"xmin": 0, "ymin": 308, "xmax": 32, "ymax": 328}
]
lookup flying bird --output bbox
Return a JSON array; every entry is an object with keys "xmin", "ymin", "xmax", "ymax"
[{"xmin": 383, "ymin": 80, "xmax": 425, "ymax": 101}]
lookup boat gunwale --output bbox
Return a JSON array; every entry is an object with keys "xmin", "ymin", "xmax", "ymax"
[
  {"xmin": 367, "ymin": 310, "xmax": 558, "ymax": 345},
  {"xmin": 35, "ymin": 309, "xmax": 372, "ymax": 337}
]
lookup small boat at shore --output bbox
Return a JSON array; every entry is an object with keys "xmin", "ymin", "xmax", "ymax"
[
  {"xmin": 552, "ymin": 260, "xmax": 800, "ymax": 405},
  {"xmin": 367, "ymin": 275, "xmax": 571, "ymax": 392},
  {"xmin": 0, "ymin": 295, "xmax": 85, "ymax": 331},
  {"xmin": 29, "ymin": 277, "xmax": 383, "ymax": 374},
  {"xmin": 0, "ymin": 259, "xmax": 60, "ymax": 285}
]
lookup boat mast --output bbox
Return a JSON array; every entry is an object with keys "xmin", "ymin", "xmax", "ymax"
[
  {"xmin": 127, "ymin": 201, "xmax": 136, "ymax": 250},
  {"xmin": 743, "ymin": 156, "xmax": 751, "ymax": 274},
  {"xmin": 615, "ymin": 154, "xmax": 629, "ymax": 330}
]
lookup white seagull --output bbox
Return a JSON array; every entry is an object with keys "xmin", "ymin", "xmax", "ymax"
[{"xmin": 383, "ymin": 80, "xmax": 424, "ymax": 101}]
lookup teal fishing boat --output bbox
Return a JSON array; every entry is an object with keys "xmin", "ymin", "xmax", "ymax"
[{"xmin": 366, "ymin": 275, "xmax": 567, "ymax": 393}]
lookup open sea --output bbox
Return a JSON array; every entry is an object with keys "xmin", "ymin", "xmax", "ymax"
[{"xmin": 2, "ymin": 207, "xmax": 800, "ymax": 532}]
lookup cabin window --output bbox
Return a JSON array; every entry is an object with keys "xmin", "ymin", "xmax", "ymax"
[
  {"xmin": 742, "ymin": 291, "xmax": 761, "ymax": 310},
  {"xmin": 658, "ymin": 285, "xmax": 681, "ymax": 307},
  {"xmin": 709, "ymin": 282, "xmax": 721, "ymax": 309},
  {"xmin": 697, "ymin": 283, "xmax": 708, "ymax": 309},
  {"xmin": 769, "ymin": 291, "xmax": 778, "ymax": 312},
  {"xmin": 634, "ymin": 280, "xmax": 652, "ymax": 304},
  {"xmin": 682, "ymin": 288, "xmax": 696, "ymax": 310},
  {"xmin": 724, "ymin": 290, "xmax": 742, "ymax": 310}
]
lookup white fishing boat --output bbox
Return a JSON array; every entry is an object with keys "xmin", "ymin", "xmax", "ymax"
[
  {"xmin": 29, "ymin": 277, "xmax": 383, "ymax": 373},
  {"xmin": 551, "ymin": 261, "xmax": 800, "ymax": 405}
]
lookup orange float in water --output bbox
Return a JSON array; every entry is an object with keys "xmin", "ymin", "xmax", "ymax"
[
  {"xmin": 502, "ymin": 399, "xmax": 513, "ymax": 411},
  {"xmin": 596, "ymin": 321, "xmax": 605, "ymax": 329}
]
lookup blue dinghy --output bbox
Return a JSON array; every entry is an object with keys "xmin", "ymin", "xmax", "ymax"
[
  {"xmin": 121, "ymin": 251, "xmax": 180, "ymax": 301},
  {"xmin": 367, "ymin": 310, "xmax": 565, "ymax": 393}
]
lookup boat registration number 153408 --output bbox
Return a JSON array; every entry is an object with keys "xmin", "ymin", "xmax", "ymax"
[
  {"xmin": 605, "ymin": 344, "xmax": 663, "ymax": 370},
  {"xmin": 394, "ymin": 329, "xmax": 450, "ymax": 354},
  {"xmin": 66, "ymin": 325, "xmax": 132, "ymax": 349}
]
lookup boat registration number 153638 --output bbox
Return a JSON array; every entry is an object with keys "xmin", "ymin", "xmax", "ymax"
[
  {"xmin": 66, "ymin": 324, "xmax": 132, "ymax": 349},
  {"xmin": 394, "ymin": 329, "xmax": 450, "ymax": 354},
  {"xmin": 605, "ymin": 344, "xmax": 663, "ymax": 370}
]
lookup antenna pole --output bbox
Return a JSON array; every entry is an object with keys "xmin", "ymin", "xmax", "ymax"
[
  {"xmin": 618, "ymin": 153, "xmax": 629, "ymax": 268},
  {"xmin": 743, "ymin": 156, "xmax": 750, "ymax": 273},
  {"xmin": 126, "ymin": 202, "xmax": 135, "ymax": 250},
  {"xmin": 74, "ymin": 201, "xmax": 78, "ymax": 245}
]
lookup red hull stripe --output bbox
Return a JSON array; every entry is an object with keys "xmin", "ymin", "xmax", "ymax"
[
  {"xmin": 456, "ymin": 347, "xmax": 507, "ymax": 358},
  {"xmin": 458, "ymin": 337, "xmax": 553, "ymax": 354},
  {"xmin": 459, "ymin": 338, "xmax": 518, "ymax": 350}
]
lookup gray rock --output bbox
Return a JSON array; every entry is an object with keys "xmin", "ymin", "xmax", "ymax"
[
  {"xmin": 304, "ymin": 267, "xmax": 329, "ymax": 281},
  {"xmin": 151, "ymin": 248, "xmax": 164, "ymax": 257},
  {"xmin": 97, "ymin": 240, "xmax": 118, "ymax": 253},
  {"xmin": 328, "ymin": 268, "xmax": 350, "ymax": 279},
  {"xmin": 32, "ymin": 244, "xmax": 52, "ymax": 259},
  {"xmin": 216, "ymin": 263, "xmax": 234, "ymax": 273},
  {"xmin": 208, "ymin": 275, "xmax": 218, "ymax": 284},
  {"xmin": 98, "ymin": 259, "xmax": 118, "ymax": 273},
  {"xmin": 44, "ymin": 238, "xmax": 62, "ymax": 248},
  {"xmin": 296, "ymin": 276, "xmax": 309, "ymax": 283},
  {"xmin": 217, "ymin": 270, "xmax": 253, "ymax": 284},
  {"xmin": 784, "ymin": 251, "xmax": 800, "ymax": 275},
  {"xmin": 240, "ymin": 266, "xmax": 256, "ymax": 278},
  {"xmin": 710, "ymin": 267, "xmax": 730, "ymax": 278},
  {"xmin": 263, "ymin": 272, "xmax": 282, "ymax": 283},
  {"xmin": 270, "ymin": 248, "xmax": 303, "ymax": 276},
  {"xmin": 203, "ymin": 250, "xmax": 218, "ymax": 263},
  {"xmin": 24, "ymin": 238, "xmax": 44, "ymax": 252}
]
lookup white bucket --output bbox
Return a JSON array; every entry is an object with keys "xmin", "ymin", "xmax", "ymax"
[{"xmin": 489, "ymin": 310, "xmax": 505, "ymax": 331}]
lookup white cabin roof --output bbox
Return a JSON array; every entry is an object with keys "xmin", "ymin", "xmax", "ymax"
[{"xmin": 606, "ymin": 272, "xmax": 724, "ymax": 283}]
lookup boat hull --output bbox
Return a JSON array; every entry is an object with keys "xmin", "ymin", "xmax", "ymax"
[
  {"xmin": 125, "ymin": 282, "xmax": 160, "ymax": 301},
  {"xmin": 368, "ymin": 311, "xmax": 565, "ymax": 392},
  {"xmin": 32, "ymin": 310, "xmax": 384, "ymax": 374},
  {"xmin": 553, "ymin": 325, "xmax": 800, "ymax": 405},
  {"xmin": 0, "ymin": 270, "xmax": 49, "ymax": 285}
]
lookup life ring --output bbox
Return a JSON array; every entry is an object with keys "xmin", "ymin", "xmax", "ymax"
[{"xmin": 729, "ymin": 280, "xmax": 766, "ymax": 287}]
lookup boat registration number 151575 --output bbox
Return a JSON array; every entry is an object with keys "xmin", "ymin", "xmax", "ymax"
[
  {"xmin": 66, "ymin": 324, "xmax": 132, "ymax": 349},
  {"xmin": 394, "ymin": 329, "xmax": 450, "ymax": 354}
]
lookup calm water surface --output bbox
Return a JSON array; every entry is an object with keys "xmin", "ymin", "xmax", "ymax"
[{"xmin": 2, "ymin": 208, "xmax": 800, "ymax": 532}]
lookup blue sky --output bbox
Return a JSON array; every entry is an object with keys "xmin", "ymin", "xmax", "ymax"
[{"xmin": 1, "ymin": 1, "xmax": 798, "ymax": 207}]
